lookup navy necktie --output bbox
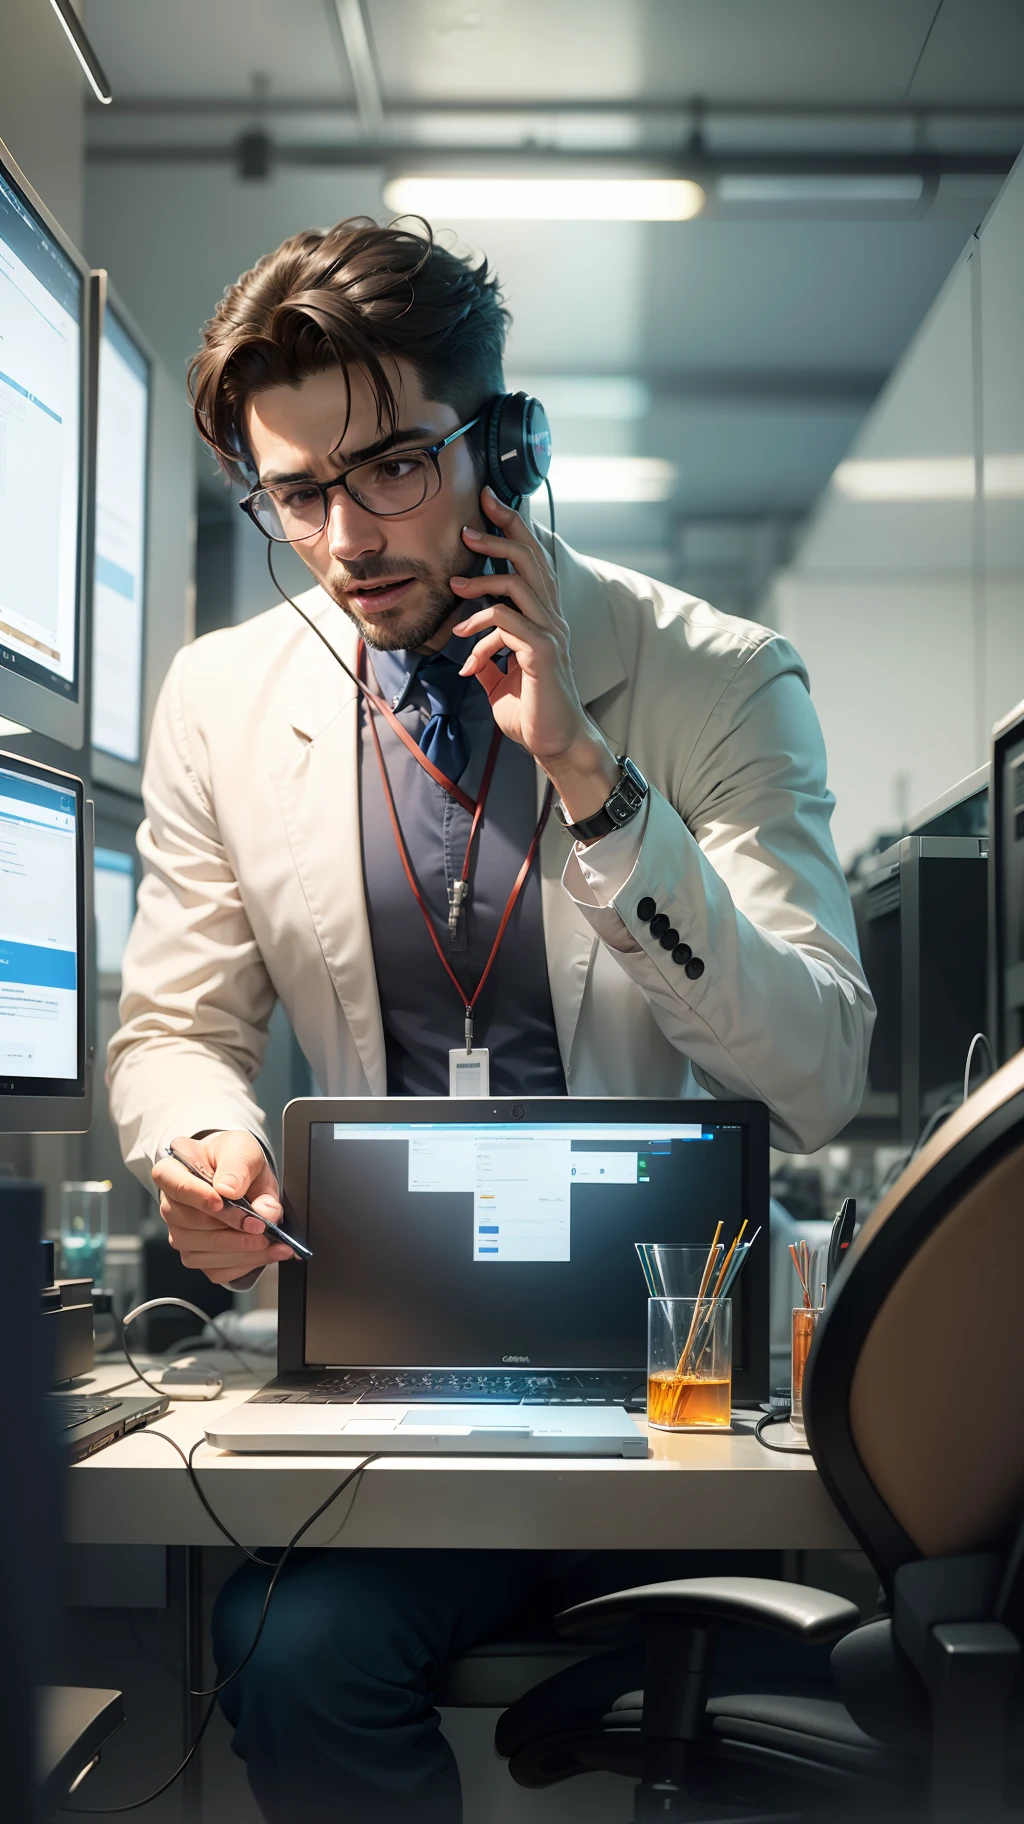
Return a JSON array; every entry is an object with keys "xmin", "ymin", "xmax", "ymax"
[{"xmin": 417, "ymin": 653, "xmax": 471, "ymax": 784}]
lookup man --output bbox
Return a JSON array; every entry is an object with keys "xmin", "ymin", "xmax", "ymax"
[{"xmin": 109, "ymin": 219, "xmax": 872, "ymax": 1821}]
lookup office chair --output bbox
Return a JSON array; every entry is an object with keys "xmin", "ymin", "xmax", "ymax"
[{"xmin": 496, "ymin": 1052, "xmax": 1024, "ymax": 1823}]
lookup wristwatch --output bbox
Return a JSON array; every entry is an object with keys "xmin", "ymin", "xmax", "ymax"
[{"xmin": 556, "ymin": 754, "xmax": 649, "ymax": 843}]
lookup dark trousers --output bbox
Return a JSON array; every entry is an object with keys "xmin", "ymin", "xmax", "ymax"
[{"xmin": 213, "ymin": 1546, "xmax": 817, "ymax": 1823}]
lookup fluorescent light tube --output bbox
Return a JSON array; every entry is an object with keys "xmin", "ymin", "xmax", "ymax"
[
  {"xmin": 48, "ymin": 0, "xmax": 112, "ymax": 105},
  {"xmin": 383, "ymin": 176, "xmax": 705, "ymax": 221},
  {"xmin": 832, "ymin": 456, "xmax": 1024, "ymax": 502},
  {"xmin": 833, "ymin": 457, "xmax": 975, "ymax": 501},
  {"xmin": 547, "ymin": 456, "xmax": 677, "ymax": 503},
  {"xmin": 720, "ymin": 176, "xmax": 924, "ymax": 206}
]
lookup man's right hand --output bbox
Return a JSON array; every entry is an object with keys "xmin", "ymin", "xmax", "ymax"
[{"xmin": 151, "ymin": 1131, "xmax": 294, "ymax": 1285}]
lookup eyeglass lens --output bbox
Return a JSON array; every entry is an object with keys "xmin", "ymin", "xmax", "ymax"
[{"xmin": 250, "ymin": 449, "xmax": 439, "ymax": 540}]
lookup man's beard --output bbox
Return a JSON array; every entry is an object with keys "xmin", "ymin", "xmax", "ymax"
[{"xmin": 318, "ymin": 547, "xmax": 468, "ymax": 653}]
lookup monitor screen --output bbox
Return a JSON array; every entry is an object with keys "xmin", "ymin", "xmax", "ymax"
[
  {"xmin": 0, "ymin": 157, "xmax": 83, "ymax": 713},
  {"xmin": 0, "ymin": 752, "xmax": 83, "ymax": 1094},
  {"xmin": 94, "ymin": 845, "xmax": 136, "ymax": 976},
  {"xmin": 92, "ymin": 300, "xmax": 149, "ymax": 764},
  {"xmin": 301, "ymin": 1115, "xmax": 765, "ymax": 1381}
]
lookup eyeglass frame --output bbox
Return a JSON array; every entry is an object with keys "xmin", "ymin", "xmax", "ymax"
[{"xmin": 238, "ymin": 414, "xmax": 483, "ymax": 542}]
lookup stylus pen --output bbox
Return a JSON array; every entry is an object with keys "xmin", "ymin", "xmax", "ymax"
[{"xmin": 165, "ymin": 1145, "xmax": 313, "ymax": 1261}]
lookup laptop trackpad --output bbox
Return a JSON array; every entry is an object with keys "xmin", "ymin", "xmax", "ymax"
[{"xmin": 397, "ymin": 1405, "xmax": 532, "ymax": 1431}]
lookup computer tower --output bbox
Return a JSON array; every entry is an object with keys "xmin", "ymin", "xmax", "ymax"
[{"xmin": 853, "ymin": 836, "xmax": 989, "ymax": 1147}]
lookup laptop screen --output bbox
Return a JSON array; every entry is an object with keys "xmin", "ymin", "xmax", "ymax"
[{"xmin": 300, "ymin": 1110, "xmax": 766, "ymax": 1381}]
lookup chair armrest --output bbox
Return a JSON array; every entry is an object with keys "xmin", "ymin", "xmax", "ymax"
[{"xmin": 556, "ymin": 1577, "xmax": 861, "ymax": 1648}]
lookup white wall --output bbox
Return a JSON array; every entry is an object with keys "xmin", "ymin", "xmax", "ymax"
[{"xmin": 764, "ymin": 152, "xmax": 1024, "ymax": 867}]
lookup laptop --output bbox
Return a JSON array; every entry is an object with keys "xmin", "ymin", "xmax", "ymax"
[
  {"xmin": 208, "ymin": 1097, "xmax": 769, "ymax": 1457},
  {"xmin": 47, "ymin": 1390, "xmax": 169, "ymax": 1463}
]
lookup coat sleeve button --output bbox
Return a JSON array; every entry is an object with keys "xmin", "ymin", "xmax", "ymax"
[
  {"xmin": 659, "ymin": 928, "xmax": 679, "ymax": 951},
  {"xmin": 685, "ymin": 957, "xmax": 705, "ymax": 980},
  {"xmin": 649, "ymin": 913, "xmax": 670, "ymax": 939},
  {"xmin": 671, "ymin": 943, "xmax": 692, "ymax": 966},
  {"xmin": 637, "ymin": 897, "xmax": 656, "ymax": 922}
]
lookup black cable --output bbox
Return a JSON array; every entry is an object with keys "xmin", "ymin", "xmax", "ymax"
[
  {"xmin": 268, "ymin": 542, "xmax": 367, "ymax": 691},
  {"xmin": 61, "ymin": 1447, "xmax": 381, "ymax": 1813},
  {"xmin": 139, "ymin": 1430, "xmax": 276, "ymax": 1566},
  {"xmin": 187, "ymin": 1450, "xmax": 382, "ymax": 1700},
  {"xmin": 61, "ymin": 1697, "xmax": 220, "ymax": 1816},
  {"xmin": 119, "ymin": 1297, "xmax": 254, "ymax": 1396},
  {"xmin": 754, "ymin": 1409, "xmax": 812, "ymax": 1455},
  {"xmin": 543, "ymin": 475, "xmax": 558, "ymax": 589}
]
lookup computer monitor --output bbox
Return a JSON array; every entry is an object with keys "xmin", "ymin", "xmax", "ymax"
[
  {"xmin": 89, "ymin": 273, "xmax": 151, "ymax": 793},
  {"xmin": 93, "ymin": 844, "xmax": 137, "ymax": 978},
  {"xmin": 0, "ymin": 136, "xmax": 90, "ymax": 749},
  {"xmin": 281, "ymin": 1098, "xmax": 770, "ymax": 1405},
  {"xmin": 991, "ymin": 698, "xmax": 1024, "ymax": 1066},
  {"xmin": 0, "ymin": 748, "xmax": 92, "ymax": 1132}
]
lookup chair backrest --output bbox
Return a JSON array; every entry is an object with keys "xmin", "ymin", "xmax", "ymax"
[{"xmin": 805, "ymin": 1050, "xmax": 1024, "ymax": 1588}]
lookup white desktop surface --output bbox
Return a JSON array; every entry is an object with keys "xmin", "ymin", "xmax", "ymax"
[{"xmin": 66, "ymin": 1364, "xmax": 854, "ymax": 1552}]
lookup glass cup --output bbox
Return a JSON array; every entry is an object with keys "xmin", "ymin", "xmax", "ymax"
[
  {"xmin": 635, "ymin": 1243, "xmax": 724, "ymax": 1299},
  {"xmin": 59, "ymin": 1180, "xmax": 111, "ymax": 1285},
  {"xmin": 791, "ymin": 1305, "xmax": 823, "ymax": 1438},
  {"xmin": 647, "ymin": 1296, "xmax": 733, "ymax": 1430}
]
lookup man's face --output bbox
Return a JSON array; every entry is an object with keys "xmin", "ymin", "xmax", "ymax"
[{"xmin": 244, "ymin": 360, "xmax": 484, "ymax": 652}]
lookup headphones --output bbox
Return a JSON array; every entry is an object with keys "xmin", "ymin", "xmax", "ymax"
[{"xmin": 480, "ymin": 392, "xmax": 552, "ymax": 507}]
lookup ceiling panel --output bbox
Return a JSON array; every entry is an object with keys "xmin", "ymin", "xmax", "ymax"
[
  {"xmin": 909, "ymin": 0, "xmax": 1024, "ymax": 104},
  {"xmin": 86, "ymin": 0, "xmax": 354, "ymax": 101},
  {"xmin": 641, "ymin": 218, "xmax": 972, "ymax": 370},
  {"xmin": 369, "ymin": 0, "xmax": 942, "ymax": 106}
]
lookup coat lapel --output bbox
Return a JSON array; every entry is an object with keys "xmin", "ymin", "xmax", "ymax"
[{"xmin": 268, "ymin": 588, "xmax": 388, "ymax": 1095}]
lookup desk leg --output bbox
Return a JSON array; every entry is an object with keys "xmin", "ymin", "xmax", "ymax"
[{"xmin": 182, "ymin": 1546, "xmax": 204, "ymax": 1821}]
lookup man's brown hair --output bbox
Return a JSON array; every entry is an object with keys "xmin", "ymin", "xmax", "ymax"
[{"xmin": 189, "ymin": 218, "xmax": 508, "ymax": 483}]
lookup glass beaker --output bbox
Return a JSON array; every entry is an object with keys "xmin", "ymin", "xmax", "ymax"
[{"xmin": 60, "ymin": 1180, "xmax": 111, "ymax": 1285}]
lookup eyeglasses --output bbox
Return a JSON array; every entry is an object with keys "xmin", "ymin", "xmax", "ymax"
[{"xmin": 239, "ymin": 415, "xmax": 482, "ymax": 543}]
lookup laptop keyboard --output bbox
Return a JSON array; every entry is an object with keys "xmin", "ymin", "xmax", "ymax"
[
  {"xmin": 251, "ymin": 1371, "xmax": 646, "ymax": 1409},
  {"xmin": 46, "ymin": 1394, "xmax": 122, "ymax": 1432}
]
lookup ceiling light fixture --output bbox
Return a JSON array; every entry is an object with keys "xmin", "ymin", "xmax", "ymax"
[
  {"xmin": 720, "ymin": 176, "xmax": 924, "ymax": 206},
  {"xmin": 48, "ymin": 0, "xmax": 112, "ymax": 105},
  {"xmin": 833, "ymin": 456, "xmax": 1024, "ymax": 502},
  {"xmin": 382, "ymin": 175, "xmax": 705, "ymax": 221},
  {"xmin": 547, "ymin": 456, "xmax": 677, "ymax": 504}
]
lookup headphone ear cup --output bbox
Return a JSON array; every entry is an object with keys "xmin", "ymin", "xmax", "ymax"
[
  {"xmin": 483, "ymin": 393, "xmax": 552, "ymax": 505},
  {"xmin": 482, "ymin": 395, "xmax": 514, "ymax": 505}
]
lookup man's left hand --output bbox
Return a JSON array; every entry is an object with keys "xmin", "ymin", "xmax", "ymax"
[{"xmin": 451, "ymin": 485, "xmax": 620, "ymax": 823}]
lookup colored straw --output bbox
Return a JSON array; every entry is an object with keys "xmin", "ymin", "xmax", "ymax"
[{"xmin": 675, "ymin": 1223, "xmax": 723, "ymax": 1374}]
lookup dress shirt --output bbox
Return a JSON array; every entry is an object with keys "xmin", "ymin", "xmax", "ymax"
[{"xmin": 360, "ymin": 635, "xmax": 568, "ymax": 1096}]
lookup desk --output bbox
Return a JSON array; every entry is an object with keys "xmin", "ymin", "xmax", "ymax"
[
  {"xmin": 68, "ymin": 1365, "xmax": 854, "ymax": 1820},
  {"xmin": 69, "ymin": 1366, "xmax": 854, "ymax": 1552}
]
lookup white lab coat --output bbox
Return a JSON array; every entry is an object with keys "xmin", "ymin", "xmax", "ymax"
[{"xmin": 108, "ymin": 536, "xmax": 873, "ymax": 1179}]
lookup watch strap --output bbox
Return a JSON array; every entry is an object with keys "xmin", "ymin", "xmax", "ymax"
[{"xmin": 557, "ymin": 754, "xmax": 649, "ymax": 843}]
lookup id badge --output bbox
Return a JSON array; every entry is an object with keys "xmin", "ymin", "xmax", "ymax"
[{"xmin": 449, "ymin": 1047, "xmax": 490, "ymax": 1097}]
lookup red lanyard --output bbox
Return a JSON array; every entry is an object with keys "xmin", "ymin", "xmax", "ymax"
[{"xmin": 359, "ymin": 641, "xmax": 555, "ymax": 1039}]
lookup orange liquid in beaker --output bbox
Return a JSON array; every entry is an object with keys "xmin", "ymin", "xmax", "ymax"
[{"xmin": 647, "ymin": 1370, "xmax": 732, "ymax": 1429}]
